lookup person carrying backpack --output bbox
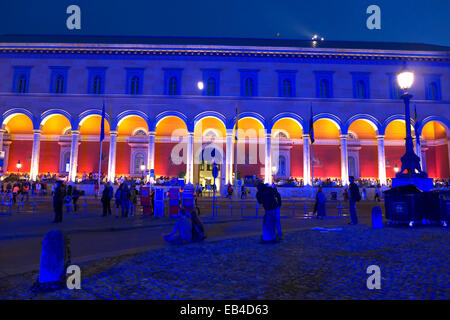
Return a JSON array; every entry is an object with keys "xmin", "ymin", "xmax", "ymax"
[{"xmin": 348, "ymin": 176, "xmax": 361, "ymax": 225}]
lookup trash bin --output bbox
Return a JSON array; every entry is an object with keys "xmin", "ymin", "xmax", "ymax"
[{"xmin": 383, "ymin": 184, "xmax": 426, "ymax": 226}]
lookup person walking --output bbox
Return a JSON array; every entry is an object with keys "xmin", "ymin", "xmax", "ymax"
[
  {"xmin": 101, "ymin": 183, "xmax": 113, "ymax": 216},
  {"xmin": 120, "ymin": 183, "xmax": 130, "ymax": 218},
  {"xmin": 256, "ymin": 182, "xmax": 277, "ymax": 243},
  {"xmin": 374, "ymin": 184, "xmax": 381, "ymax": 202},
  {"xmin": 129, "ymin": 184, "xmax": 137, "ymax": 217},
  {"xmin": 273, "ymin": 186, "xmax": 283, "ymax": 240},
  {"xmin": 52, "ymin": 181, "xmax": 64, "ymax": 223},
  {"xmin": 314, "ymin": 186, "xmax": 327, "ymax": 220},
  {"xmin": 348, "ymin": 176, "xmax": 361, "ymax": 225},
  {"xmin": 114, "ymin": 184, "xmax": 123, "ymax": 217}
]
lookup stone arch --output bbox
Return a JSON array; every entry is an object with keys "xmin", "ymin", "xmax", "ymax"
[
  {"xmin": 344, "ymin": 114, "xmax": 382, "ymax": 136},
  {"xmin": 112, "ymin": 110, "xmax": 151, "ymax": 132},
  {"xmin": 1, "ymin": 108, "xmax": 37, "ymax": 131}
]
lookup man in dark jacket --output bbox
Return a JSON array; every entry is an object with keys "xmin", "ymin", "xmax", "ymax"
[
  {"xmin": 348, "ymin": 176, "xmax": 361, "ymax": 225},
  {"xmin": 53, "ymin": 181, "xmax": 64, "ymax": 223},
  {"xmin": 256, "ymin": 182, "xmax": 277, "ymax": 242},
  {"xmin": 101, "ymin": 182, "xmax": 113, "ymax": 216}
]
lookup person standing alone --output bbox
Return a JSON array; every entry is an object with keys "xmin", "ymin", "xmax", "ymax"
[
  {"xmin": 52, "ymin": 181, "xmax": 64, "ymax": 223},
  {"xmin": 348, "ymin": 176, "xmax": 361, "ymax": 225}
]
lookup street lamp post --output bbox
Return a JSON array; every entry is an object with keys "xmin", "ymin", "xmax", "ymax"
[{"xmin": 396, "ymin": 68, "xmax": 425, "ymax": 178}]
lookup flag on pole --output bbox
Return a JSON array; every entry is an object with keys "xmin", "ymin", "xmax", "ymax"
[
  {"xmin": 100, "ymin": 99, "xmax": 106, "ymax": 142},
  {"xmin": 309, "ymin": 103, "xmax": 315, "ymax": 144},
  {"xmin": 414, "ymin": 104, "xmax": 420, "ymax": 146}
]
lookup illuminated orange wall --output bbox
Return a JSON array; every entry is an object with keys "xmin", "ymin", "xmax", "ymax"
[
  {"xmin": 312, "ymin": 145, "xmax": 341, "ymax": 178},
  {"xmin": 77, "ymin": 141, "xmax": 109, "ymax": 175},
  {"xmin": 39, "ymin": 141, "xmax": 60, "ymax": 173},
  {"xmin": 155, "ymin": 142, "xmax": 186, "ymax": 177},
  {"xmin": 115, "ymin": 142, "xmax": 131, "ymax": 175},
  {"xmin": 7, "ymin": 141, "xmax": 32, "ymax": 173},
  {"xmin": 385, "ymin": 146, "xmax": 404, "ymax": 178},
  {"xmin": 425, "ymin": 145, "xmax": 449, "ymax": 178},
  {"xmin": 358, "ymin": 146, "xmax": 378, "ymax": 178},
  {"xmin": 290, "ymin": 145, "xmax": 303, "ymax": 177}
]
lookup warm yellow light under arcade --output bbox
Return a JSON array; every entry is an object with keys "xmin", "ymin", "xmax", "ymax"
[
  {"xmin": 194, "ymin": 117, "xmax": 226, "ymax": 137},
  {"xmin": 385, "ymin": 120, "xmax": 415, "ymax": 140},
  {"xmin": 348, "ymin": 120, "xmax": 377, "ymax": 139},
  {"xmin": 79, "ymin": 115, "xmax": 110, "ymax": 135},
  {"xmin": 117, "ymin": 116, "xmax": 149, "ymax": 136},
  {"xmin": 234, "ymin": 117, "xmax": 265, "ymax": 138},
  {"xmin": 5, "ymin": 114, "xmax": 34, "ymax": 134},
  {"xmin": 41, "ymin": 115, "xmax": 71, "ymax": 135},
  {"xmin": 272, "ymin": 118, "xmax": 303, "ymax": 139},
  {"xmin": 156, "ymin": 116, "xmax": 187, "ymax": 136},
  {"xmin": 421, "ymin": 121, "xmax": 447, "ymax": 140},
  {"xmin": 313, "ymin": 119, "xmax": 340, "ymax": 139}
]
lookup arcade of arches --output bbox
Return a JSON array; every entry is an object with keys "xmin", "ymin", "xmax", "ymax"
[{"xmin": 0, "ymin": 111, "xmax": 449, "ymax": 189}]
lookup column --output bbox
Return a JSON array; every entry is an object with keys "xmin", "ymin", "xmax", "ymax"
[
  {"xmin": 448, "ymin": 140, "xmax": 450, "ymax": 174},
  {"xmin": 68, "ymin": 130, "xmax": 80, "ymax": 182},
  {"xmin": 416, "ymin": 137, "xmax": 423, "ymax": 170},
  {"xmin": 0, "ymin": 129, "xmax": 5, "ymax": 153},
  {"xmin": 107, "ymin": 131, "xmax": 117, "ymax": 182},
  {"xmin": 147, "ymin": 131, "xmax": 155, "ymax": 182},
  {"xmin": 0, "ymin": 129, "xmax": 5, "ymax": 170},
  {"xmin": 376, "ymin": 135, "xmax": 387, "ymax": 186},
  {"xmin": 29, "ymin": 129, "xmax": 41, "ymax": 181},
  {"xmin": 340, "ymin": 134, "xmax": 349, "ymax": 186},
  {"xmin": 264, "ymin": 132, "xmax": 272, "ymax": 184},
  {"xmin": 302, "ymin": 134, "xmax": 311, "ymax": 186},
  {"xmin": 186, "ymin": 131, "xmax": 194, "ymax": 184},
  {"xmin": 225, "ymin": 129, "xmax": 233, "ymax": 185}
]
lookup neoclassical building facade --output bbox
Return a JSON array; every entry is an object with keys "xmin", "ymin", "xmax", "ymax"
[{"xmin": 0, "ymin": 36, "xmax": 449, "ymax": 188}]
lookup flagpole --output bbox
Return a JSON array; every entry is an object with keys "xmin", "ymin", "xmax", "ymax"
[
  {"xmin": 234, "ymin": 103, "xmax": 239, "ymax": 199},
  {"xmin": 98, "ymin": 140, "xmax": 103, "ymax": 186}
]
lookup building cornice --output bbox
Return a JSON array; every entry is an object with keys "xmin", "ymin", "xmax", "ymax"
[{"xmin": 0, "ymin": 44, "xmax": 449, "ymax": 63}]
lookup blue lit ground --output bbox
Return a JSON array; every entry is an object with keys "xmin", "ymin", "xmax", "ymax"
[{"xmin": 0, "ymin": 198, "xmax": 448, "ymax": 299}]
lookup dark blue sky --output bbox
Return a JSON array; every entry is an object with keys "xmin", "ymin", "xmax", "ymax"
[{"xmin": 1, "ymin": 0, "xmax": 449, "ymax": 46}]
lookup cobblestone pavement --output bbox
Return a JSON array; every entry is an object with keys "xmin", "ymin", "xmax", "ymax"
[{"xmin": 1, "ymin": 224, "xmax": 448, "ymax": 300}]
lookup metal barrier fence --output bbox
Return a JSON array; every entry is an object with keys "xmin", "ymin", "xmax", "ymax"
[
  {"xmin": 0, "ymin": 193, "xmax": 350, "ymax": 219},
  {"xmin": 195, "ymin": 198, "xmax": 350, "ymax": 218}
]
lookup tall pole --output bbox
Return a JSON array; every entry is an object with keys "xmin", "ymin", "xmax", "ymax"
[
  {"xmin": 234, "ymin": 103, "xmax": 239, "ymax": 199},
  {"xmin": 98, "ymin": 140, "xmax": 103, "ymax": 186}
]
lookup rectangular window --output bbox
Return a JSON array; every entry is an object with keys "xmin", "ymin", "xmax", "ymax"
[
  {"xmin": 240, "ymin": 69, "xmax": 259, "ymax": 97},
  {"xmin": 126, "ymin": 68, "xmax": 145, "ymax": 95},
  {"xmin": 424, "ymin": 75, "xmax": 442, "ymax": 100},
  {"xmin": 164, "ymin": 68, "xmax": 183, "ymax": 95},
  {"xmin": 12, "ymin": 67, "xmax": 31, "ymax": 93},
  {"xmin": 389, "ymin": 74, "xmax": 401, "ymax": 99},
  {"xmin": 314, "ymin": 71, "xmax": 334, "ymax": 98},
  {"xmin": 88, "ymin": 67, "xmax": 106, "ymax": 94},
  {"xmin": 50, "ymin": 67, "xmax": 69, "ymax": 94},
  {"xmin": 351, "ymin": 72, "xmax": 370, "ymax": 99},
  {"xmin": 202, "ymin": 69, "xmax": 220, "ymax": 96},
  {"xmin": 277, "ymin": 70, "xmax": 297, "ymax": 97}
]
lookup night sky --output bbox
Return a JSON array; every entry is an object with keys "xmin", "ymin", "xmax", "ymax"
[{"xmin": 1, "ymin": 0, "xmax": 449, "ymax": 46}]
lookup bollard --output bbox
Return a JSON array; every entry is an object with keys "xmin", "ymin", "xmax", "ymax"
[
  {"xmin": 82, "ymin": 198, "xmax": 88, "ymax": 214},
  {"xmin": 371, "ymin": 206, "xmax": 383, "ymax": 229},
  {"xmin": 337, "ymin": 201, "xmax": 344, "ymax": 216},
  {"xmin": 32, "ymin": 200, "xmax": 37, "ymax": 213},
  {"xmin": 255, "ymin": 201, "xmax": 259, "ymax": 217},
  {"xmin": 303, "ymin": 200, "xmax": 310, "ymax": 216}
]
